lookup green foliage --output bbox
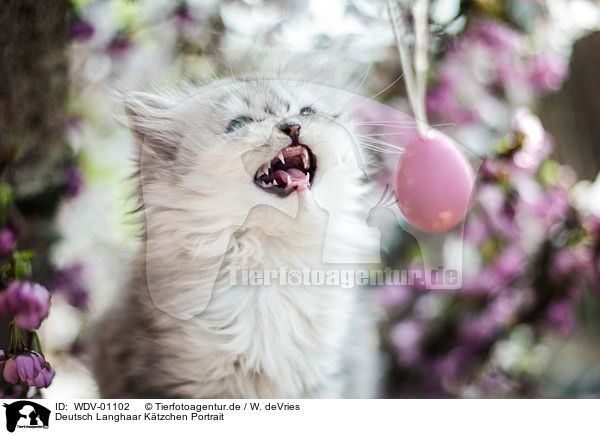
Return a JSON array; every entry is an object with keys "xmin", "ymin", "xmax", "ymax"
[{"xmin": 0, "ymin": 183, "xmax": 14, "ymax": 226}]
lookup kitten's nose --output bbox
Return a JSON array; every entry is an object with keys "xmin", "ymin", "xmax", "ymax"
[{"xmin": 279, "ymin": 122, "xmax": 301, "ymax": 140}]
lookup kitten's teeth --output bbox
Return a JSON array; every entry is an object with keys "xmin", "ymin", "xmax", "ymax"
[
  {"xmin": 258, "ymin": 162, "xmax": 270, "ymax": 178},
  {"xmin": 273, "ymin": 180, "xmax": 278, "ymax": 186},
  {"xmin": 301, "ymin": 149, "xmax": 310, "ymax": 169},
  {"xmin": 278, "ymin": 152, "xmax": 285, "ymax": 164}
]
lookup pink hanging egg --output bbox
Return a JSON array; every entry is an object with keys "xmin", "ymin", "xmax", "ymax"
[{"xmin": 394, "ymin": 129, "xmax": 474, "ymax": 233}]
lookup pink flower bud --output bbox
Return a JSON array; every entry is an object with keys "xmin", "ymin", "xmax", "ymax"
[
  {"xmin": 15, "ymin": 354, "xmax": 36, "ymax": 382},
  {"xmin": 30, "ymin": 351, "xmax": 46, "ymax": 372},
  {"xmin": 3, "ymin": 357, "xmax": 19, "ymax": 384},
  {"xmin": 33, "ymin": 366, "xmax": 55, "ymax": 388}
]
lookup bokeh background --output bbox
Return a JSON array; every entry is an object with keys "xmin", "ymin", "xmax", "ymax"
[{"xmin": 1, "ymin": 0, "xmax": 600, "ymax": 398}]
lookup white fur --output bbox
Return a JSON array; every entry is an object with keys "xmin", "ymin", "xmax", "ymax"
[{"xmin": 93, "ymin": 77, "xmax": 380, "ymax": 398}]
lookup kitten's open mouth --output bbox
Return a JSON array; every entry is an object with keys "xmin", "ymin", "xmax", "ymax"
[{"xmin": 254, "ymin": 144, "xmax": 316, "ymax": 196}]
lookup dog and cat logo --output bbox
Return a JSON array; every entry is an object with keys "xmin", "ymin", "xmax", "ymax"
[{"xmin": 2, "ymin": 401, "xmax": 50, "ymax": 432}]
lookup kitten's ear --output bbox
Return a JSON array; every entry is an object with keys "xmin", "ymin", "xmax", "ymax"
[{"xmin": 124, "ymin": 92, "xmax": 181, "ymax": 161}]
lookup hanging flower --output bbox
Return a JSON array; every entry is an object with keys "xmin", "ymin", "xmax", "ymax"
[
  {"xmin": 0, "ymin": 281, "xmax": 51, "ymax": 330},
  {"xmin": 1, "ymin": 352, "xmax": 54, "ymax": 388}
]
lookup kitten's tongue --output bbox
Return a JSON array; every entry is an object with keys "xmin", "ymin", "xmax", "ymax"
[
  {"xmin": 273, "ymin": 168, "xmax": 310, "ymax": 191},
  {"xmin": 286, "ymin": 168, "xmax": 306, "ymax": 179}
]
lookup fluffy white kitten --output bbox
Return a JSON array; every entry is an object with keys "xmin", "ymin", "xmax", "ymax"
[{"xmin": 92, "ymin": 71, "xmax": 380, "ymax": 398}]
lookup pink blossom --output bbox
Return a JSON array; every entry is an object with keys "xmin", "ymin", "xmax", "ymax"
[
  {"xmin": 3, "ymin": 358, "xmax": 19, "ymax": 384},
  {"xmin": 390, "ymin": 319, "xmax": 424, "ymax": 365},
  {"xmin": 1, "ymin": 352, "xmax": 54, "ymax": 387},
  {"xmin": 0, "ymin": 281, "xmax": 51, "ymax": 330},
  {"xmin": 470, "ymin": 20, "xmax": 524, "ymax": 52},
  {"xmin": 65, "ymin": 166, "xmax": 83, "ymax": 198},
  {"xmin": 107, "ymin": 33, "xmax": 133, "ymax": 57},
  {"xmin": 426, "ymin": 72, "xmax": 478, "ymax": 125},
  {"xmin": 70, "ymin": 20, "xmax": 94, "ymax": 41},
  {"xmin": 52, "ymin": 264, "xmax": 89, "ymax": 309},
  {"xmin": 534, "ymin": 189, "xmax": 569, "ymax": 226},
  {"xmin": 528, "ymin": 54, "xmax": 568, "ymax": 92},
  {"xmin": 377, "ymin": 285, "xmax": 412, "ymax": 309},
  {"xmin": 173, "ymin": 4, "xmax": 198, "ymax": 27},
  {"xmin": 33, "ymin": 366, "xmax": 55, "ymax": 388},
  {"xmin": 459, "ymin": 314, "xmax": 501, "ymax": 345},
  {"xmin": 0, "ymin": 229, "xmax": 15, "ymax": 255},
  {"xmin": 464, "ymin": 216, "xmax": 489, "ymax": 245},
  {"xmin": 511, "ymin": 108, "xmax": 551, "ymax": 171},
  {"xmin": 546, "ymin": 300, "xmax": 575, "ymax": 335},
  {"xmin": 495, "ymin": 247, "xmax": 527, "ymax": 279}
]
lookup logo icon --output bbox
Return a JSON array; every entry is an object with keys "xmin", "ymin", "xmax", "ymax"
[{"xmin": 3, "ymin": 401, "xmax": 50, "ymax": 433}]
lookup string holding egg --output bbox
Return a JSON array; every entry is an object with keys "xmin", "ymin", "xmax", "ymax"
[{"xmin": 386, "ymin": 0, "xmax": 475, "ymax": 233}]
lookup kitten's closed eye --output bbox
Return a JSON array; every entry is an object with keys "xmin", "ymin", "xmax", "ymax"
[{"xmin": 226, "ymin": 116, "xmax": 255, "ymax": 133}]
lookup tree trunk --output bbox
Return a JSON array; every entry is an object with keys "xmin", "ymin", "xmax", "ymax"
[
  {"xmin": 0, "ymin": 0, "xmax": 70, "ymax": 348},
  {"xmin": 540, "ymin": 31, "xmax": 600, "ymax": 181}
]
